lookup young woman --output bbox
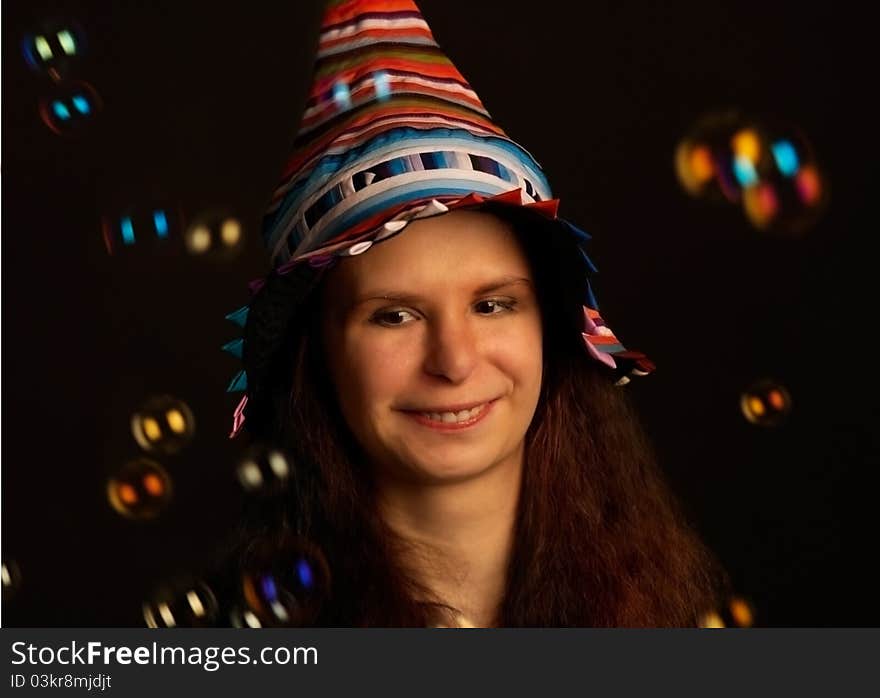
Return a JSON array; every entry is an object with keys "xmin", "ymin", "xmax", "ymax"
[{"xmin": 223, "ymin": 0, "xmax": 727, "ymax": 626}]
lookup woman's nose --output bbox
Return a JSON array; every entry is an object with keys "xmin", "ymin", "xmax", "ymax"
[{"xmin": 422, "ymin": 314, "xmax": 479, "ymax": 383}]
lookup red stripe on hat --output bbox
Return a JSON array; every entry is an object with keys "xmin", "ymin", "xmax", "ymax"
[{"xmin": 322, "ymin": 0, "xmax": 424, "ymax": 27}]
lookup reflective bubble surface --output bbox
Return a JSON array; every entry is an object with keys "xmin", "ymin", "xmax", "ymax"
[
  {"xmin": 236, "ymin": 446, "xmax": 292, "ymax": 496},
  {"xmin": 22, "ymin": 20, "xmax": 86, "ymax": 80},
  {"xmin": 143, "ymin": 581, "xmax": 219, "ymax": 628},
  {"xmin": 676, "ymin": 111, "xmax": 827, "ymax": 235},
  {"xmin": 131, "ymin": 395, "xmax": 196, "ymax": 454},
  {"xmin": 740, "ymin": 379, "xmax": 792, "ymax": 427},
  {"xmin": 699, "ymin": 595, "xmax": 757, "ymax": 628},
  {"xmin": 107, "ymin": 458, "xmax": 173, "ymax": 520},
  {"xmin": 184, "ymin": 212, "xmax": 245, "ymax": 260},
  {"xmin": 102, "ymin": 207, "xmax": 180, "ymax": 254},
  {"xmin": 240, "ymin": 536, "xmax": 331, "ymax": 627},
  {"xmin": 2, "ymin": 560, "xmax": 23, "ymax": 601},
  {"xmin": 39, "ymin": 80, "xmax": 102, "ymax": 135}
]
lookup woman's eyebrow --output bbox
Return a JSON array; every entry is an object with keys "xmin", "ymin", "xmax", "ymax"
[{"xmin": 353, "ymin": 276, "xmax": 533, "ymax": 306}]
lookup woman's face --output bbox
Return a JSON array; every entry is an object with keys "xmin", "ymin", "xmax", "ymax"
[{"xmin": 320, "ymin": 209, "xmax": 543, "ymax": 485}]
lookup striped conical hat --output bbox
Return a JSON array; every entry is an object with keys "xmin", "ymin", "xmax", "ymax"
[{"xmin": 224, "ymin": 0, "xmax": 653, "ymax": 437}]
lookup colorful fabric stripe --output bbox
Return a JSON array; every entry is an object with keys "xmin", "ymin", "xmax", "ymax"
[{"xmin": 262, "ymin": 0, "xmax": 549, "ymax": 267}]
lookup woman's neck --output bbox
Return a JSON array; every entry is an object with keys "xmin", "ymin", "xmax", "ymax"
[{"xmin": 375, "ymin": 451, "xmax": 523, "ymax": 627}]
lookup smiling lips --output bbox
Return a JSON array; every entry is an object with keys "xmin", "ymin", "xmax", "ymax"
[{"xmin": 402, "ymin": 400, "xmax": 497, "ymax": 430}]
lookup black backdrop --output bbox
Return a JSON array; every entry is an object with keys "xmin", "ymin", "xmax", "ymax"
[{"xmin": 3, "ymin": 0, "xmax": 872, "ymax": 626}]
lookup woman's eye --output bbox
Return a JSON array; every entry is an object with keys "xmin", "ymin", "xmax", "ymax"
[
  {"xmin": 370, "ymin": 309, "xmax": 417, "ymax": 326},
  {"xmin": 475, "ymin": 299, "xmax": 516, "ymax": 315}
]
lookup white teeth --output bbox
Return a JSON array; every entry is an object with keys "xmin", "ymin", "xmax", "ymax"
[{"xmin": 421, "ymin": 404, "xmax": 485, "ymax": 424}]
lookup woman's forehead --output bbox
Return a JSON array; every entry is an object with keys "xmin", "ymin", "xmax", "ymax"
[{"xmin": 329, "ymin": 210, "xmax": 533, "ymax": 294}]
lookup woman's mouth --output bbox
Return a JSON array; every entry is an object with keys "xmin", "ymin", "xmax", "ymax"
[{"xmin": 403, "ymin": 400, "xmax": 497, "ymax": 430}]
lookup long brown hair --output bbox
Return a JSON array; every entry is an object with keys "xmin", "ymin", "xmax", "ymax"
[{"xmin": 242, "ymin": 207, "xmax": 728, "ymax": 626}]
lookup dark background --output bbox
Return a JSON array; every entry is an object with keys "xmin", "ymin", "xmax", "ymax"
[{"xmin": 3, "ymin": 0, "xmax": 871, "ymax": 626}]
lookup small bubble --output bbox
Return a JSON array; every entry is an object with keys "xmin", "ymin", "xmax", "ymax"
[
  {"xmin": 102, "ymin": 207, "xmax": 180, "ymax": 255},
  {"xmin": 21, "ymin": 20, "xmax": 87, "ymax": 79},
  {"xmin": 184, "ymin": 212, "xmax": 245, "ymax": 260},
  {"xmin": 698, "ymin": 611, "xmax": 726, "ymax": 628},
  {"xmin": 229, "ymin": 606, "xmax": 263, "ymax": 628},
  {"xmin": 131, "ymin": 395, "xmax": 196, "ymax": 454},
  {"xmin": 728, "ymin": 596, "xmax": 755, "ymax": 627},
  {"xmin": 740, "ymin": 379, "xmax": 792, "ymax": 427},
  {"xmin": 240, "ymin": 536, "xmax": 331, "ymax": 627},
  {"xmin": 107, "ymin": 458, "xmax": 173, "ymax": 520},
  {"xmin": 236, "ymin": 445, "xmax": 292, "ymax": 497},
  {"xmin": 143, "ymin": 581, "xmax": 219, "ymax": 628},
  {"xmin": 39, "ymin": 80, "xmax": 102, "ymax": 135},
  {"xmin": 2, "ymin": 560, "xmax": 23, "ymax": 601}
]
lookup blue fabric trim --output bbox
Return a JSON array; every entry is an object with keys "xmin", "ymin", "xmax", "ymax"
[
  {"xmin": 226, "ymin": 369, "xmax": 248, "ymax": 393},
  {"xmin": 225, "ymin": 306, "xmax": 249, "ymax": 328},
  {"xmin": 222, "ymin": 338, "xmax": 244, "ymax": 359}
]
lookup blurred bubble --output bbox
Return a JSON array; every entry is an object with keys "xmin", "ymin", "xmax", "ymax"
[
  {"xmin": 229, "ymin": 606, "xmax": 263, "ymax": 628},
  {"xmin": 740, "ymin": 133, "xmax": 828, "ymax": 236},
  {"xmin": 2, "ymin": 560, "xmax": 23, "ymax": 601},
  {"xmin": 240, "ymin": 536, "xmax": 331, "ymax": 627},
  {"xmin": 21, "ymin": 20, "xmax": 87, "ymax": 80},
  {"xmin": 107, "ymin": 458, "xmax": 173, "ymax": 519},
  {"xmin": 236, "ymin": 445, "xmax": 291, "ymax": 496},
  {"xmin": 728, "ymin": 595, "xmax": 755, "ymax": 627},
  {"xmin": 184, "ymin": 212, "xmax": 245, "ymax": 260},
  {"xmin": 699, "ymin": 595, "xmax": 757, "ymax": 628},
  {"xmin": 740, "ymin": 379, "xmax": 792, "ymax": 427},
  {"xmin": 698, "ymin": 610, "xmax": 726, "ymax": 628},
  {"xmin": 131, "ymin": 395, "xmax": 196, "ymax": 454},
  {"xmin": 675, "ymin": 110, "xmax": 749, "ymax": 204},
  {"xmin": 676, "ymin": 111, "xmax": 827, "ymax": 235},
  {"xmin": 143, "ymin": 581, "xmax": 219, "ymax": 628},
  {"xmin": 39, "ymin": 80, "xmax": 102, "ymax": 135},
  {"xmin": 102, "ymin": 207, "xmax": 180, "ymax": 255}
]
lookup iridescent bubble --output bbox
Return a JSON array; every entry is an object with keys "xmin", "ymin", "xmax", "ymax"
[
  {"xmin": 183, "ymin": 212, "xmax": 245, "ymax": 260},
  {"xmin": 229, "ymin": 606, "xmax": 263, "ymax": 628},
  {"xmin": 697, "ymin": 610, "xmax": 726, "ymax": 628},
  {"xmin": 740, "ymin": 379, "xmax": 792, "ymax": 427},
  {"xmin": 21, "ymin": 20, "xmax": 87, "ymax": 80},
  {"xmin": 101, "ymin": 207, "xmax": 180, "ymax": 255},
  {"xmin": 131, "ymin": 395, "xmax": 196, "ymax": 454},
  {"xmin": 698, "ymin": 594, "xmax": 757, "ymax": 628},
  {"xmin": 236, "ymin": 445, "xmax": 292, "ymax": 496},
  {"xmin": 2, "ymin": 560, "xmax": 23, "ymax": 601},
  {"xmin": 107, "ymin": 458, "xmax": 173, "ymax": 520},
  {"xmin": 675, "ymin": 110, "xmax": 750, "ymax": 204},
  {"xmin": 240, "ymin": 536, "xmax": 331, "ymax": 627},
  {"xmin": 39, "ymin": 80, "xmax": 102, "ymax": 136},
  {"xmin": 143, "ymin": 581, "xmax": 219, "ymax": 628},
  {"xmin": 676, "ymin": 111, "xmax": 828, "ymax": 235},
  {"xmin": 740, "ymin": 126, "xmax": 828, "ymax": 236},
  {"xmin": 727, "ymin": 595, "xmax": 755, "ymax": 627}
]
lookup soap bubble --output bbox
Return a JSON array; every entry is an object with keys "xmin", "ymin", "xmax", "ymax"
[
  {"xmin": 184, "ymin": 211, "xmax": 245, "ymax": 260},
  {"xmin": 739, "ymin": 125, "xmax": 828, "ymax": 236},
  {"xmin": 699, "ymin": 595, "xmax": 756, "ymax": 628},
  {"xmin": 21, "ymin": 19, "xmax": 87, "ymax": 80},
  {"xmin": 676, "ymin": 111, "xmax": 828, "ymax": 235},
  {"xmin": 107, "ymin": 458, "xmax": 173, "ymax": 520},
  {"xmin": 675, "ymin": 110, "xmax": 750, "ymax": 204},
  {"xmin": 229, "ymin": 606, "xmax": 264, "ymax": 628},
  {"xmin": 236, "ymin": 445, "xmax": 292, "ymax": 496},
  {"xmin": 131, "ymin": 395, "xmax": 195, "ymax": 455},
  {"xmin": 240, "ymin": 536, "xmax": 331, "ymax": 627},
  {"xmin": 2, "ymin": 560, "xmax": 23, "ymax": 601},
  {"xmin": 143, "ymin": 581, "xmax": 219, "ymax": 628},
  {"xmin": 740, "ymin": 379, "xmax": 792, "ymax": 427},
  {"xmin": 101, "ymin": 207, "xmax": 180, "ymax": 255},
  {"xmin": 39, "ymin": 80, "xmax": 102, "ymax": 135}
]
